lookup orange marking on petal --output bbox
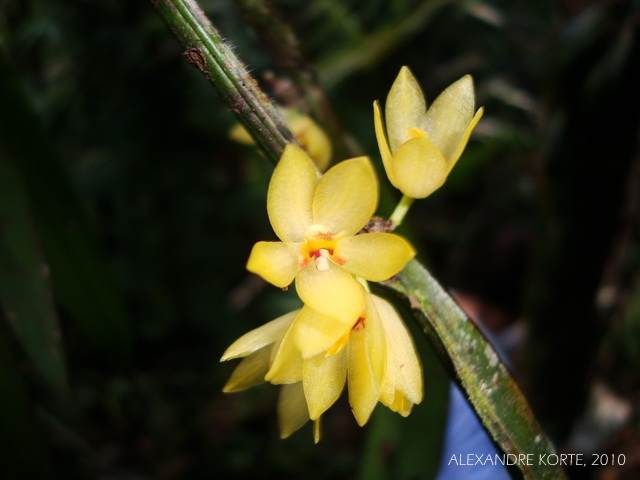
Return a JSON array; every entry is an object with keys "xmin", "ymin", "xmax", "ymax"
[{"xmin": 352, "ymin": 317, "xmax": 366, "ymax": 331}]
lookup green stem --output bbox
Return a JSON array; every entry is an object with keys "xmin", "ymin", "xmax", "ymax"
[
  {"xmin": 151, "ymin": 0, "xmax": 296, "ymax": 163},
  {"xmin": 235, "ymin": 0, "xmax": 355, "ymax": 160},
  {"xmin": 152, "ymin": 3, "xmax": 562, "ymax": 475},
  {"xmin": 376, "ymin": 260, "xmax": 566, "ymax": 480},
  {"xmin": 389, "ymin": 195, "xmax": 414, "ymax": 227}
]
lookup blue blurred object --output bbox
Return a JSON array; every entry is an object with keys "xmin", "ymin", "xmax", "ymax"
[{"xmin": 435, "ymin": 384, "xmax": 512, "ymax": 480}]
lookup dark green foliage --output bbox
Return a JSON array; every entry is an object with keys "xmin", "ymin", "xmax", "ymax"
[{"xmin": 1, "ymin": 0, "xmax": 639, "ymax": 479}]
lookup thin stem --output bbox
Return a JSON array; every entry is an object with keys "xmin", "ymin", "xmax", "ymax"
[
  {"xmin": 376, "ymin": 260, "xmax": 566, "ymax": 480},
  {"xmin": 389, "ymin": 195, "xmax": 414, "ymax": 227},
  {"xmin": 152, "ymin": 4, "xmax": 562, "ymax": 473},
  {"xmin": 235, "ymin": 0, "xmax": 355, "ymax": 160},
  {"xmin": 151, "ymin": 0, "xmax": 296, "ymax": 163}
]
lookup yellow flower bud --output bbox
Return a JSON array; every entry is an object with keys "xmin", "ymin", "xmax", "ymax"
[{"xmin": 374, "ymin": 67, "xmax": 484, "ymax": 198}]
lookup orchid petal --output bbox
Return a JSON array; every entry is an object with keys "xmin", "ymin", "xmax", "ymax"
[
  {"xmin": 228, "ymin": 123, "xmax": 253, "ymax": 145},
  {"xmin": 385, "ymin": 66, "xmax": 429, "ymax": 153},
  {"xmin": 373, "ymin": 100, "xmax": 397, "ymax": 186},
  {"xmin": 278, "ymin": 382, "xmax": 309, "ymax": 439},
  {"xmin": 303, "ymin": 349, "xmax": 347, "ymax": 420},
  {"xmin": 295, "ymin": 261, "xmax": 365, "ymax": 325},
  {"xmin": 384, "ymin": 391, "xmax": 415, "ymax": 417},
  {"xmin": 285, "ymin": 110, "xmax": 333, "ymax": 172},
  {"xmin": 424, "ymin": 75, "xmax": 476, "ymax": 161},
  {"xmin": 348, "ymin": 329, "xmax": 378, "ymax": 426},
  {"xmin": 222, "ymin": 347, "xmax": 271, "ymax": 392},
  {"xmin": 364, "ymin": 295, "xmax": 387, "ymax": 390},
  {"xmin": 337, "ymin": 232, "xmax": 415, "ymax": 281},
  {"xmin": 312, "ymin": 157, "xmax": 378, "ymax": 237},
  {"xmin": 231, "ymin": 109, "xmax": 332, "ymax": 172},
  {"xmin": 266, "ymin": 320, "xmax": 303, "ymax": 384},
  {"xmin": 373, "ymin": 296, "xmax": 423, "ymax": 406},
  {"xmin": 348, "ymin": 322, "xmax": 382, "ymax": 425},
  {"xmin": 447, "ymin": 106, "xmax": 484, "ymax": 172},
  {"xmin": 392, "ymin": 135, "xmax": 448, "ymax": 199},
  {"xmin": 246, "ymin": 241, "xmax": 300, "ymax": 288},
  {"xmin": 220, "ymin": 310, "xmax": 298, "ymax": 361},
  {"xmin": 293, "ymin": 306, "xmax": 352, "ymax": 359},
  {"xmin": 347, "ymin": 296, "xmax": 387, "ymax": 426},
  {"xmin": 267, "ymin": 144, "xmax": 317, "ymax": 242}
]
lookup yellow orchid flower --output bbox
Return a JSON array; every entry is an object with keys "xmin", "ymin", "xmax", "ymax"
[
  {"xmin": 246, "ymin": 144, "xmax": 415, "ymax": 330},
  {"xmin": 220, "ymin": 294, "xmax": 422, "ymax": 440},
  {"xmin": 230, "ymin": 108, "xmax": 333, "ymax": 171},
  {"xmin": 371, "ymin": 294, "xmax": 424, "ymax": 416},
  {"xmin": 374, "ymin": 67, "xmax": 484, "ymax": 199},
  {"xmin": 219, "ymin": 310, "xmax": 321, "ymax": 441}
]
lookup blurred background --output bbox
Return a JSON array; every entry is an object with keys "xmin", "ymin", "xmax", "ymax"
[{"xmin": 1, "ymin": 0, "xmax": 639, "ymax": 478}]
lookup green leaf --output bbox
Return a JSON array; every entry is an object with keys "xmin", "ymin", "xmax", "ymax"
[
  {"xmin": 0, "ymin": 157, "xmax": 69, "ymax": 393},
  {"xmin": 0, "ymin": 52, "xmax": 132, "ymax": 366},
  {"xmin": 152, "ymin": 0, "xmax": 295, "ymax": 164}
]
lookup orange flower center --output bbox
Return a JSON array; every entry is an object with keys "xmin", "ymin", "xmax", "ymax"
[{"xmin": 299, "ymin": 225, "xmax": 345, "ymax": 271}]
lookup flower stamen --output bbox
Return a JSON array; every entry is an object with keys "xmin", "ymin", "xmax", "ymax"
[
  {"xmin": 315, "ymin": 249, "xmax": 331, "ymax": 271},
  {"xmin": 298, "ymin": 225, "xmax": 347, "ymax": 271}
]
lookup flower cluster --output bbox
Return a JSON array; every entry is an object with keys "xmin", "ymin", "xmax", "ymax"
[
  {"xmin": 221, "ymin": 293, "xmax": 422, "ymax": 441},
  {"xmin": 222, "ymin": 67, "xmax": 482, "ymax": 441}
]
